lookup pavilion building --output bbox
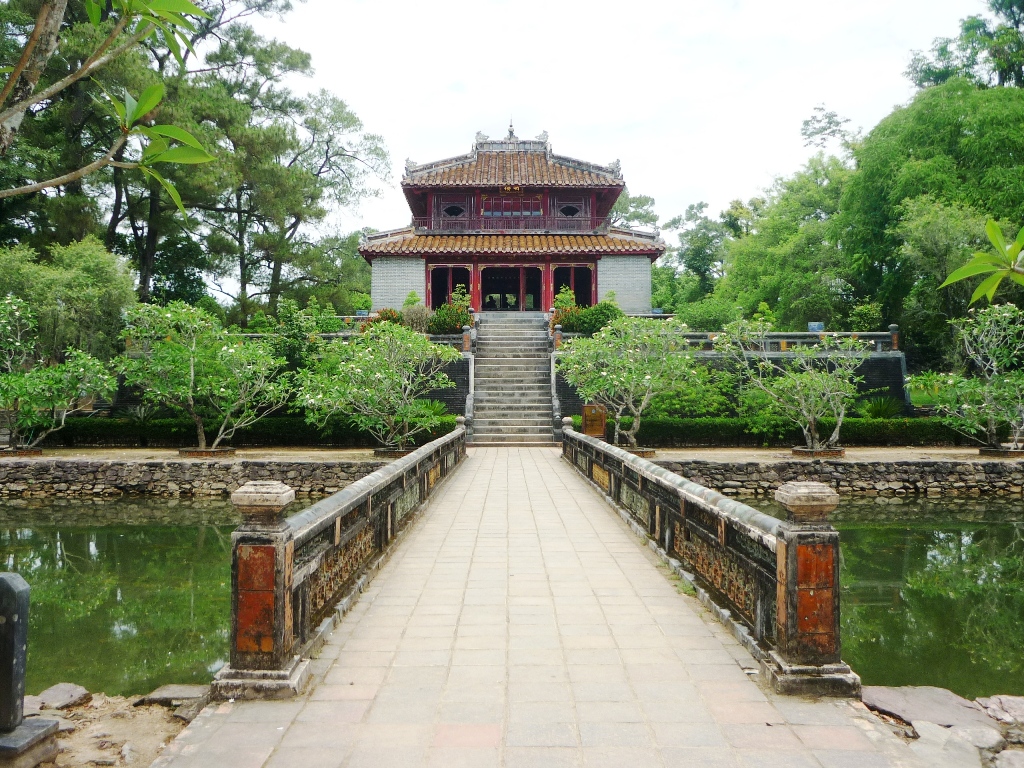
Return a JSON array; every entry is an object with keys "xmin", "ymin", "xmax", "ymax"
[{"xmin": 361, "ymin": 128, "xmax": 666, "ymax": 313}]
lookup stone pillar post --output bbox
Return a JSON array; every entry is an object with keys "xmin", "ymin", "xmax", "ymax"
[
  {"xmin": 889, "ymin": 324, "xmax": 900, "ymax": 351},
  {"xmin": 0, "ymin": 574, "xmax": 58, "ymax": 767},
  {"xmin": 462, "ymin": 325, "xmax": 472, "ymax": 353},
  {"xmin": 553, "ymin": 324, "xmax": 563, "ymax": 350},
  {"xmin": 214, "ymin": 481, "xmax": 310, "ymax": 699},
  {"xmin": 766, "ymin": 481, "xmax": 860, "ymax": 696}
]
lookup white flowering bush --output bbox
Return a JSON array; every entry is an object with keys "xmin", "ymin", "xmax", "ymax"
[
  {"xmin": 557, "ymin": 317, "xmax": 695, "ymax": 447},
  {"xmin": 910, "ymin": 304, "xmax": 1024, "ymax": 448},
  {"xmin": 0, "ymin": 295, "xmax": 114, "ymax": 449},
  {"xmin": 297, "ymin": 322, "xmax": 460, "ymax": 449},
  {"xmin": 715, "ymin": 319, "xmax": 870, "ymax": 450},
  {"xmin": 116, "ymin": 302, "xmax": 291, "ymax": 450}
]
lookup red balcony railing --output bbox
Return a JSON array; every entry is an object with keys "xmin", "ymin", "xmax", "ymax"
[{"xmin": 411, "ymin": 215, "xmax": 611, "ymax": 233}]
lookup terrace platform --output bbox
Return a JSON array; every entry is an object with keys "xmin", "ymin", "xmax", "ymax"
[{"xmin": 154, "ymin": 447, "xmax": 923, "ymax": 768}]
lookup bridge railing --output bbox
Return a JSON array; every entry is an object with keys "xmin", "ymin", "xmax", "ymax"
[
  {"xmin": 561, "ymin": 426, "xmax": 859, "ymax": 696},
  {"xmin": 214, "ymin": 426, "xmax": 467, "ymax": 699}
]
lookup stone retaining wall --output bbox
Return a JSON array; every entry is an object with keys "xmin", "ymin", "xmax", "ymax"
[
  {"xmin": 0, "ymin": 459, "xmax": 387, "ymax": 498},
  {"xmin": 653, "ymin": 459, "xmax": 1024, "ymax": 497},
  {"xmin": 3, "ymin": 457, "xmax": 1023, "ymax": 499}
]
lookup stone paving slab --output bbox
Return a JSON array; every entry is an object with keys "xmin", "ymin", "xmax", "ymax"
[{"xmin": 154, "ymin": 447, "xmax": 926, "ymax": 768}]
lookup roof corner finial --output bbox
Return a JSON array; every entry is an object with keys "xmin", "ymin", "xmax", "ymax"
[{"xmin": 508, "ymin": 118, "xmax": 516, "ymax": 140}]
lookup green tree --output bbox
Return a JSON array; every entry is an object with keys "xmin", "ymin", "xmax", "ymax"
[
  {"xmin": 714, "ymin": 155, "xmax": 854, "ymax": 330},
  {"xmin": 0, "ymin": 236, "xmax": 137, "ymax": 360},
  {"xmin": 557, "ymin": 317, "xmax": 695, "ymax": 447},
  {"xmin": 609, "ymin": 187, "xmax": 658, "ymax": 228},
  {"xmin": 663, "ymin": 202, "xmax": 729, "ymax": 297},
  {"xmin": 0, "ymin": 295, "xmax": 114, "ymax": 449},
  {"xmin": 116, "ymin": 301, "xmax": 291, "ymax": 449},
  {"xmin": 297, "ymin": 322, "xmax": 460, "ymax": 449},
  {"xmin": 715, "ymin": 319, "xmax": 871, "ymax": 450}
]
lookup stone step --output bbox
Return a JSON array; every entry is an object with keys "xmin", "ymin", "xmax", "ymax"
[
  {"xmin": 475, "ymin": 363, "xmax": 550, "ymax": 372},
  {"xmin": 472, "ymin": 431, "xmax": 554, "ymax": 441},
  {"xmin": 474, "ymin": 382, "xmax": 549, "ymax": 390},
  {"xmin": 475, "ymin": 402, "xmax": 551, "ymax": 411},
  {"xmin": 474, "ymin": 418, "xmax": 552, "ymax": 427},
  {"xmin": 468, "ymin": 440, "xmax": 560, "ymax": 447},
  {"xmin": 471, "ymin": 423, "xmax": 554, "ymax": 434}
]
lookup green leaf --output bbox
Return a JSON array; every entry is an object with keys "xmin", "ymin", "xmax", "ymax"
[
  {"xmin": 986, "ymin": 219, "xmax": 1007, "ymax": 255},
  {"xmin": 970, "ymin": 271, "xmax": 1005, "ymax": 305},
  {"xmin": 141, "ymin": 137, "xmax": 169, "ymax": 160},
  {"xmin": 130, "ymin": 82, "xmax": 165, "ymax": 126},
  {"xmin": 939, "ymin": 260, "xmax": 999, "ymax": 288},
  {"xmin": 1009, "ymin": 271, "xmax": 1024, "ymax": 287},
  {"xmin": 149, "ymin": 145, "xmax": 214, "ymax": 164},
  {"xmin": 140, "ymin": 166, "xmax": 186, "ymax": 218},
  {"xmin": 143, "ymin": 124, "xmax": 204, "ymax": 149},
  {"xmin": 84, "ymin": 0, "xmax": 102, "ymax": 25},
  {"xmin": 145, "ymin": 0, "xmax": 210, "ymax": 18},
  {"xmin": 123, "ymin": 88, "xmax": 138, "ymax": 127}
]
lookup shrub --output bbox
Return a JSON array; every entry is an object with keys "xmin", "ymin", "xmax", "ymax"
[
  {"xmin": 862, "ymin": 396, "xmax": 905, "ymax": 419},
  {"xmin": 43, "ymin": 415, "xmax": 458, "ymax": 448},
  {"xmin": 554, "ymin": 301, "xmax": 624, "ymax": 334},
  {"xmin": 553, "ymin": 286, "xmax": 577, "ymax": 310},
  {"xmin": 361, "ymin": 307, "xmax": 402, "ymax": 331},
  {"xmin": 402, "ymin": 304, "xmax": 432, "ymax": 333},
  {"xmin": 427, "ymin": 303, "xmax": 471, "ymax": 335},
  {"xmin": 403, "ymin": 291, "xmax": 422, "ymax": 308},
  {"xmin": 569, "ymin": 415, "xmax": 985, "ymax": 448}
]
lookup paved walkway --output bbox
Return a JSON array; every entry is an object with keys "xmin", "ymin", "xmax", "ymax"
[{"xmin": 156, "ymin": 447, "xmax": 922, "ymax": 768}]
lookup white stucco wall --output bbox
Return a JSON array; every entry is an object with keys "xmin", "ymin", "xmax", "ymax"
[
  {"xmin": 596, "ymin": 256, "xmax": 652, "ymax": 313},
  {"xmin": 371, "ymin": 257, "xmax": 425, "ymax": 311}
]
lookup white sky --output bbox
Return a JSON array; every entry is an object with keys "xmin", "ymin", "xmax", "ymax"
[{"xmin": 252, "ymin": 0, "xmax": 988, "ymax": 233}]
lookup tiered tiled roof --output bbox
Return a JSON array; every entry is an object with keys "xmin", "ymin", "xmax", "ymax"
[
  {"xmin": 360, "ymin": 229, "xmax": 665, "ymax": 258},
  {"xmin": 402, "ymin": 131, "xmax": 624, "ymax": 189}
]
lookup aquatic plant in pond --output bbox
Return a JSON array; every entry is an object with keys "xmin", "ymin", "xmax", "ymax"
[{"xmin": 0, "ymin": 500, "xmax": 235, "ymax": 696}]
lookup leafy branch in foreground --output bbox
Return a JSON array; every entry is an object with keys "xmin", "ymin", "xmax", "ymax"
[
  {"xmin": 1, "ymin": 0, "xmax": 213, "ymax": 205},
  {"xmin": 940, "ymin": 220, "xmax": 1024, "ymax": 304}
]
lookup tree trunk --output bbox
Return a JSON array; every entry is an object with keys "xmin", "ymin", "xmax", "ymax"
[
  {"xmin": 188, "ymin": 409, "xmax": 207, "ymax": 450},
  {"xmin": 138, "ymin": 175, "xmax": 161, "ymax": 303},
  {"xmin": 0, "ymin": 0, "xmax": 69, "ymax": 155},
  {"xmin": 105, "ymin": 145, "xmax": 127, "ymax": 248},
  {"xmin": 268, "ymin": 255, "xmax": 283, "ymax": 315}
]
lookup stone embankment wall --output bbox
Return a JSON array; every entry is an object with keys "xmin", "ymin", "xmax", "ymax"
[
  {"xmin": 0, "ymin": 459, "xmax": 387, "ymax": 498},
  {"xmin": 653, "ymin": 459, "xmax": 1024, "ymax": 497}
]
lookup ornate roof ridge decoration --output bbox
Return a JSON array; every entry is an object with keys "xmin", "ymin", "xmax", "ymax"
[
  {"xmin": 401, "ymin": 131, "xmax": 624, "ymax": 187},
  {"xmin": 359, "ymin": 229, "xmax": 665, "ymax": 257}
]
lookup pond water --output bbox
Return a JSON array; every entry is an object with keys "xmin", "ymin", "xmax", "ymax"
[
  {"xmin": 0, "ymin": 499, "xmax": 240, "ymax": 697},
  {"xmin": 752, "ymin": 496, "xmax": 1024, "ymax": 699},
  {"xmin": 0, "ymin": 495, "xmax": 1021, "ymax": 700}
]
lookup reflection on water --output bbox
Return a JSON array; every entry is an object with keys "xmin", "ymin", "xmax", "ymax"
[
  {"xmin": 0, "ymin": 499, "xmax": 239, "ymax": 697},
  {"xmin": 752, "ymin": 496, "xmax": 1024, "ymax": 699}
]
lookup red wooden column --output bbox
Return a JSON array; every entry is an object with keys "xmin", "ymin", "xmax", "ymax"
[
  {"xmin": 471, "ymin": 259, "xmax": 481, "ymax": 312},
  {"xmin": 542, "ymin": 260, "xmax": 553, "ymax": 310}
]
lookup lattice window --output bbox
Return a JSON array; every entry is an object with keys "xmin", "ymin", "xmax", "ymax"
[
  {"xmin": 434, "ymin": 193, "xmax": 471, "ymax": 219},
  {"xmin": 481, "ymin": 194, "xmax": 543, "ymax": 217},
  {"xmin": 552, "ymin": 195, "xmax": 589, "ymax": 218}
]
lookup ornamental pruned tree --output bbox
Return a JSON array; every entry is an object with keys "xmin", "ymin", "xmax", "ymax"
[
  {"xmin": 116, "ymin": 301, "xmax": 291, "ymax": 449},
  {"xmin": 297, "ymin": 322, "xmax": 460, "ymax": 450},
  {"xmin": 714, "ymin": 319, "xmax": 871, "ymax": 451},
  {"xmin": 910, "ymin": 303, "xmax": 1024, "ymax": 449},
  {"xmin": 0, "ymin": 295, "xmax": 114, "ymax": 450},
  {"xmin": 557, "ymin": 317, "xmax": 695, "ymax": 448}
]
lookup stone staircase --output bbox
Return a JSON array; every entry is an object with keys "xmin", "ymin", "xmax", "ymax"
[{"xmin": 470, "ymin": 313, "xmax": 556, "ymax": 446}]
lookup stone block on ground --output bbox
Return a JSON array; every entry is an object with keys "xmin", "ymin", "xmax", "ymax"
[
  {"xmin": 980, "ymin": 696, "xmax": 1024, "ymax": 726},
  {"xmin": 19, "ymin": 698, "xmax": 39, "ymax": 718},
  {"xmin": 910, "ymin": 720, "xmax": 983, "ymax": 768},
  {"xmin": 134, "ymin": 685, "xmax": 209, "ymax": 708},
  {"xmin": 863, "ymin": 685, "xmax": 997, "ymax": 729},
  {"xmin": 36, "ymin": 683, "xmax": 90, "ymax": 710},
  {"xmin": 996, "ymin": 750, "xmax": 1024, "ymax": 768},
  {"xmin": 0, "ymin": 719, "xmax": 58, "ymax": 768}
]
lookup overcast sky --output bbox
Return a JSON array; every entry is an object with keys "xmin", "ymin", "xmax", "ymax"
[{"xmin": 253, "ymin": 0, "xmax": 988, "ymax": 234}]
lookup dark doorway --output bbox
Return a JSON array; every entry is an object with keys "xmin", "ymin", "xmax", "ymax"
[
  {"xmin": 480, "ymin": 267, "xmax": 543, "ymax": 311},
  {"xmin": 553, "ymin": 266, "xmax": 593, "ymax": 307},
  {"xmin": 430, "ymin": 266, "xmax": 471, "ymax": 310}
]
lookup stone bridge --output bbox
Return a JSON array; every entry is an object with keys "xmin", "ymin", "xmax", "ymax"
[{"xmin": 154, "ymin": 436, "xmax": 927, "ymax": 768}]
